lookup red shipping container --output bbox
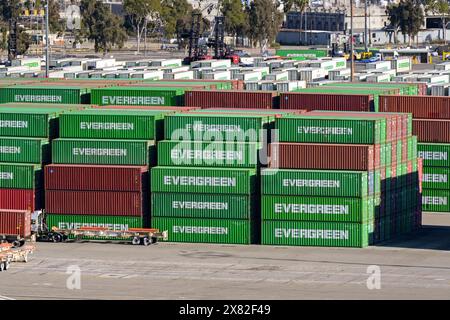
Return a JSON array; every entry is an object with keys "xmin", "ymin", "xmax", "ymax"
[
  {"xmin": 198, "ymin": 108, "xmax": 306, "ymax": 115},
  {"xmin": 45, "ymin": 190, "xmax": 147, "ymax": 217},
  {"xmin": 45, "ymin": 165, "xmax": 148, "ymax": 192},
  {"xmin": 269, "ymin": 143, "xmax": 376, "ymax": 170},
  {"xmin": 0, "ymin": 189, "xmax": 42, "ymax": 211},
  {"xmin": 379, "ymin": 95, "xmax": 450, "ymax": 119},
  {"xmin": 0, "ymin": 210, "xmax": 31, "ymax": 237},
  {"xmin": 280, "ymin": 93, "xmax": 373, "ymax": 111},
  {"xmin": 91, "ymin": 105, "xmax": 200, "ymax": 111},
  {"xmin": 185, "ymin": 90, "xmax": 277, "ymax": 109},
  {"xmin": 412, "ymin": 119, "xmax": 450, "ymax": 143}
]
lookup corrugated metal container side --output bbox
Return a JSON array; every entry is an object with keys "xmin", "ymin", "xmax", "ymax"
[
  {"xmin": 157, "ymin": 141, "xmax": 260, "ymax": 168},
  {"xmin": 280, "ymin": 93, "xmax": 374, "ymax": 112},
  {"xmin": 276, "ymin": 116, "xmax": 384, "ymax": 144},
  {"xmin": 261, "ymin": 169, "xmax": 369, "ymax": 197},
  {"xmin": 0, "ymin": 137, "xmax": 50, "ymax": 164},
  {"xmin": 90, "ymin": 87, "xmax": 185, "ymax": 106},
  {"xmin": 45, "ymin": 214, "xmax": 144, "ymax": 231},
  {"xmin": 44, "ymin": 164, "xmax": 148, "ymax": 191},
  {"xmin": 45, "ymin": 190, "xmax": 148, "ymax": 217},
  {"xmin": 422, "ymin": 189, "xmax": 450, "ymax": 212},
  {"xmin": 0, "ymin": 188, "xmax": 42, "ymax": 211},
  {"xmin": 422, "ymin": 167, "xmax": 450, "ymax": 190},
  {"xmin": 151, "ymin": 166, "xmax": 257, "ymax": 195},
  {"xmin": 0, "ymin": 86, "xmax": 89, "ymax": 104},
  {"xmin": 151, "ymin": 193, "xmax": 257, "ymax": 219},
  {"xmin": 197, "ymin": 108, "xmax": 306, "ymax": 115},
  {"xmin": 92, "ymin": 105, "xmax": 200, "ymax": 111},
  {"xmin": 262, "ymin": 195, "xmax": 374, "ymax": 222},
  {"xmin": 261, "ymin": 220, "xmax": 372, "ymax": 247},
  {"xmin": 59, "ymin": 110, "xmax": 167, "ymax": 140},
  {"xmin": 269, "ymin": 143, "xmax": 376, "ymax": 170},
  {"xmin": 413, "ymin": 119, "xmax": 450, "ymax": 143},
  {"xmin": 379, "ymin": 95, "xmax": 450, "ymax": 119},
  {"xmin": 0, "ymin": 108, "xmax": 62, "ymax": 138},
  {"xmin": 52, "ymin": 138, "xmax": 156, "ymax": 165},
  {"xmin": 184, "ymin": 90, "xmax": 278, "ymax": 109},
  {"xmin": 418, "ymin": 143, "xmax": 450, "ymax": 167},
  {"xmin": 0, "ymin": 210, "xmax": 31, "ymax": 237},
  {"xmin": 0, "ymin": 163, "xmax": 42, "ymax": 189},
  {"xmin": 152, "ymin": 217, "xmax": 258, "ymax": 244},
  {"xmin": 164, "ymin": 113, "xmax": 273, "ymax": 142}
]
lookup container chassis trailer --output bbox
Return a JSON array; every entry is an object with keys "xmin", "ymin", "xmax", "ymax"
[{"xmin": 0, "ymin": 243, "xmax": 35, "ymax": 272}]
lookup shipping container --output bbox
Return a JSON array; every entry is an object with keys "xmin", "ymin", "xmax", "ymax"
[
  {"xmin": 379, "ymin": 95, "xmax": 450, "ymax": 119},
  {"xmin": 184, "ymin": 90, "xmax": 278, "ymax": 109},
  {"xmin": 45, "ymin": 164, "xmax": 148, "ymax": 192},
  {"xmin": 52, "ymin": 138, "xmax": 155, "ymax": 165},
  {"xmin": 91, "ymin": 87, "xmax": 185, "ymax": 106},
  {"xmin": 0, "ymin": 163, "xmax": 42, "ymax": 189},
  {"xmin": 422, "ymin": 167, "xmax": 450, "ymax": 190},
  {"xmin": 261, "ymin": 169, "xmax": 369, "ymax": 197},
  {"xmin": 157, "ymin": 140, "xmax": 260, "ymax": 168},
  {"xmin": 151, "ymin": 166, "xmax": 257, "ymax": 195},
  {"xmin": 45, "ymin": 190, "xmax": 148, "ymax": 217},
  {"xmin": 422, "ymin": 189, "xmax": 450, "ymax": 212},
  {"xmin": 269, "ymin": 143, "xmax": 376, "ymax": 170},
  {"xmin": 0, "ymin": 188, "xmax": 42, "ymax": 211},
  {"xmin": 152, "ymin": 193, "xmax": 256, "ymax": 219},
  {"xmin": 1, "ymin": 103, "xmax": 89, "ymax": 111},
  {"xmin": 261, "ymin": 220, "xmax": 372, "ymax": 247},
  {"xmin": 262, "ymin": 195, "xmax": 374, "ymax": 222},
  {"xmin": 59, "ymin": 110, "xmax": 170, "ymax": 140},
  {"xmin": 418, "ymin": 143, "xmax": 450, "ymax": 167},
  {"xmin": 0, "ymin": 86, "xmax": 90, "ymax": 104},
  {"xmin": 412, "ymin": 119, "xmax": 450, "ymax": 143},
  {"xmin": 152, "ymin": 217, "xmax": 258, "ymax": 244},
  {"xmin": 92, "ymin": 105, "xmax": 200, "ymax": 111},
  {"xmin": 280, "ymin": 93, "xmax": 373, "ymax": 112},
  {"xmin": 0, "ymin": 210, "xmax": 31, "ymax": 237},
  {"xmin": 0, "ymin": 137, "xmax": 50, "ymax": 164}
]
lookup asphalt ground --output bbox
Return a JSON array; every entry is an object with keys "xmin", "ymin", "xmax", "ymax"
[{"xmin": 0, "ymin": 213, "xmax": 449, "ymax": 300}]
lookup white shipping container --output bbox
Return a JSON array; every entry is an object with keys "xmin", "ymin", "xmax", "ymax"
[
  {"xmin": 160, "ymin": 66, "xmax": 190, "ymax": 74},
  {"xmin": 435, "ymin": 61, "xmax": 450, "ymax": 71},
  {"xmin": 366, "ymin": 73, "xmax": 391, "ymax": 83},
  {"xmin": 151, "ymin": 59, "xmax": 182, "ymax": 67},
  {"xmin": 365, "ymin": 60, "xmax": 391, "ymax": 71},
  {"xmin": 235, "ymin": 71, "xmax": 263, "ymax": 81},
  {"xmin": 244, "ymin": 81, "xmax": 260, "ymax": 91},
  {"xmin": 11, "ymin": 57, "xmax": 41, "ymax": 68},
  {"xmin": 130, "ymin": 70, "xmax": 164, "ymax": 80},
  {"xmin": 261, "ymin": 82, "xmax": 276, "ymax": 91},
  {"xmin": 297, "ymin": 68, "xmax": 327, "ymax": 82},
  {"xmin": 202, "ymin": 70, "xmax": 231, "ymax": 80},
  {"xmin": 86, "ymin": 58, "xmax": 116, "ymax": 69},
  {"xmin": 391, "ymin": 57, "xmax": 412, "ymax": 73},
  {"xmin": 275, "ymin": 81, "xmax": 306, "ymax": 92},
  {"xmin": 417, "ymin": 74, "xmax": 449, "ymax": 84},
  {"xmin": 430, "ymin": 85, "xmax": 449, "ymax": 96},
  {"xmin": 163, "ymin": 70, "xmax": 194, "ymax": 80},
  {"xmin": 264, "ymin": 71, "xmax": 289, "ymax": 81}
]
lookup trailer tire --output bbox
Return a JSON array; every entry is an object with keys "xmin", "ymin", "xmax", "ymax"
[
  {"xmin": 132, "ymin": 236, "xmax": 140, "ymax": 245},
  {"xmin": 142, "ymin": 237, "xmax": 152, "ymax": 246},
  {"xmin": 0, "ymin": 262, "xmax": 5, "ymax": 272},
  {"xmin": 52, "ymin": 234, "xmax": 63, "ymax": 243},
  {"xmin": 12, "ymin": 240, "xmax": 21, "ymax": 248}
]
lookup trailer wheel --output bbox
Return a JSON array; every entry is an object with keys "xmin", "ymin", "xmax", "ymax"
[
  {"xmin": 12, "ymin": 240, "xmax": 21, "ymax": 248},
  {"xmin": 131, "ymin": 236, "xmax": 140, "ymax": 245},
  {"xmin": 0, "ymin": 262, "xmax": 5, "ymax": 272},
  {"xmin": 4, "ymin": 261, "xmax": 10, "ymax": 270},
  {"xmin": 142, "ymin": 237, "xmax": 152, "ymax": 246},
  {"xmin": 52, "ymin": 233, "xmax": 63, "ymax": 243}
]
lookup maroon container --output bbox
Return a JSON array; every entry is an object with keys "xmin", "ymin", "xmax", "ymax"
[
  {"xmin": 198, "ymin": 108, "xmax": 307, "ymax": 115},
  {"xmin": 45, "ymin": 190, "xmax": 147, "ymax": 217},
  {"xmin": 280, "ymin": 93, "xmax": 373, "ymax": 111},
  {"xmin": 0, "ymin": 189, "xmax": 42, "ymax": 211},
  {"xmin": 379, "ymin": 95, "xmax": 450, "ymax": 119},
  {"xmin": 91, "ymin": 105, "xmax": 200, "ymax": 111},
  {"xmin": 185, "ymin": 90, "xmax": 277, "ymax": 109},
  {"xmin": 0, "ymin": 210, "xmax": 31, "ymax": 237},
  {"xmin": 45, "ymin": 165, "xmax": 148, "ymax": 192},
  {"xmin": 412, "ymin": 119, "xmax": 450, "ymax": 143},
  {"xmin": 269, "ymin": 143, "xmax": 376, "ymax": 170}
]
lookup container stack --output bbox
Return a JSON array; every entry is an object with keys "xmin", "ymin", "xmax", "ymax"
[
  {"xmin": 150, "ymin": 111, "xmax": 278, "ymax": 244},
  {"xmin": 380, "ymin": 95, "xmax": 450, "ymax": 214},
  {"xmin": 44, "ymin": 109, "xmax": 168, "ymax": 235},
  {"xmin": 261, "ymin": 112, "xmax": 421, "ymax": 247}
]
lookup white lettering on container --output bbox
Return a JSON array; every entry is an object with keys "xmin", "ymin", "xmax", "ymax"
[
  {"xmin": 422, "ymin": 196, "xmax": 448, "ymax": 205},
  {"xmin": 173, "ymin": 225, "xmax": 228, "ymax": 235},
  {"xmin": 0, "ymin": 146, "xmax": 21, "ymax": 154},
  {"xmin": 163, "ymin": 176, "xmax": 236, "ymax": 187},
  {"xmin": 298, "ymin": 126, "xmax": 353, "ymax": 135},
  {"xmin": 101, "ymin": 96, "xmax": 165, "ymax": 105},
  {"xmin": 80, "ymin": 122, "xmax": 134, "ymax": 131},
  {"xmin": 418, "ymin": 151, "xmax": 448, "ymax": 161},
  {"xmin": 274, "ymin": 228, "xmax": 349, "ymax": 240},
  {"xmin": 172, "ymin": 201, "xmax": 228, "ymax": 210},
  {"xmin": 171, "ymin": 149, "xmax": 243, "ymax": 161},
  {"xmin": 423, "ymin": 174, "xmax": 448, "ymax": 183},
  {"xmin": 282, "ymin": 179, "xmax": 340, "ymax": 188},
  {"xmin": 0, "ymin": 121, "xmax": 28, "ymax": 128},
  {"xmin": 72, "ymin": 148, "xmax": 127, "ymax": 157},
  {"xmin": 274, "ymin": 204, "xmax": 349, "ymax": 215},
  {"xmin": 15, "ymin": 95, "xmax": 62, "ymax": 103},
  {"xmin": 0, "ymin": 172, "xmax": 13, "ymax": 180}
]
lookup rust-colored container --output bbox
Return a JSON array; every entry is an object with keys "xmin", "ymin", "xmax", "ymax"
[
  {"xmin": 379, "ymin": 95, "xmax": 450, "ymax": 119},
  {"xmin": 45, "ymin": 165, "xmax": 148, "ymax": 192},
  {"xmin": 45, "ymin": 190, "xmax": 147, "ymax": 217},
  {"xmin": 0, "ymin": 210, "xmax": 31, "ymax": 237},
  {"xmin": 280, "ymin": 93, "xmax": 373, "ymax": 111},
  {"xmin": 401, "ymin": 138, "xmax": 408, "ymax": 162},
  {"xmin": 269, "ymin": 143, "xmax": 376, "ymax": 170},
  {"xmin": 185, "ymin": 90, "xmax": 277, "ymax": 109},
  {"xmin": 0, "ymin": 189, "xmax": 42, "ymax": 211},
  {"xmin": 91, "ymin": 105, "xmax": 199, "ymax": 111},
  {"xmin": 412, "ymin": 119, "xmax": 450, "ymax": 143}
]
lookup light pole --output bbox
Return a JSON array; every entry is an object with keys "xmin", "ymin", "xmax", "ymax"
[
  {"xmin": 350, "ymin": 0, "xmax": 354, "ymax": 82},
  {"xmin": 364, "ymin": 0, "xmax": 368, "ymax": 52},
  {"xmin": 45, "ymin": 1, "xmax": 49, "ymax": 78}
]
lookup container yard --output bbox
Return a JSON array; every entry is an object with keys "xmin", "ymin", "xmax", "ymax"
[{"xmin": 0, "ymin": 54, "xmax": 449, "ymax": 301}]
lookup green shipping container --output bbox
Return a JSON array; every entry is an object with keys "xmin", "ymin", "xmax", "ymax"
[
  {"xmin": 152, "ymin": 217, "xmax": 258, "ymax": 244},
  {"xmin": 0, "ymin": 86, "xmax": 90, "ymax": 104},
  {"xmin": 422, "ymin": 167, "xmax": 450, "ymax": 190},
  {"xmin": 91, "ymin": 87, "xmax": 185, "ymax": 106},
  {"xmin": 262, "ymin": 195, "xmax": 374, "ymax": 222},
  {"xmin": 261, "ymin": 220, "xmax": 372, "ymax": 248},
  {"xmin": 45, "ymin": 214, "xmax": 144, "ymax": 240},
  {"xmin": 275, "ymin": 49, "xmax": 328, "ymax": 60},
  {"xmin": 52, "ymin": 138, "xmax": 155, "ymax": 165},
  {"xmin": 152, "ymin": 193, "xmax": 256, "ymax": 219},
  {"xmin": 157, "ymin": 140, "xmax": 260, "ymax": 168},
  {"xmin": 0, "ymin": 163, "xmax": 42, "ymax": 189},
  {"xmin": 0, "ymin": 137, "xmax": 50, "ymax": 164},
  {"xmin": 408, "ymin": 136, "xmax": 417, "ymax": 161},
  {"xmin": 59, "ymin": 110, "xmax": 169, "ymax": 140},
  {"xmin": 164, "ymin": 113, "xmax": 273, "ymax": 142},
  {"xmin": 422, "ymin": 189, "xmax": 450, "ymax": 212},
  {"xmin": 276, "ymin": 116, "xmax": 385, "ymax": 144},
  {"xmin": 418, "ymin": 143, "xmax": 450, "ymax": 167},
  {"xmin": 261, "ymin": 169, "xmax": 369, "ymax": 197},
  {"xmin": 151, "ymin": 166, "xmax": 257, "ymax": 195}
]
